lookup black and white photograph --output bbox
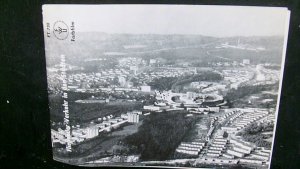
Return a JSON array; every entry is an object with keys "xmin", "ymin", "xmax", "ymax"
[{"xmin": 42, "ymin": 5, "xmax": 290, "ymax": 169}]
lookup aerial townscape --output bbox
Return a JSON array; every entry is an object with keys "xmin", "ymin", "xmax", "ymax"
[{"xmin": 47, "ymin": 33, "xmax": 283, "ymax": 169}]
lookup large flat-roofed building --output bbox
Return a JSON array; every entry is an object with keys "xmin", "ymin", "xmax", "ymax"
[
  {"xmin": 250, "ymin": 153, "xmax": 269, "ymax": 161},
  {"xmin": 227, "ymin": 149, "xmax": 245, "ymax": 158},
  {"xmin": 223, "ymin": 153, "xmax": 235, "ymax": 159},
  {"xmin": 207, "ymin": 153, "xmax": 220, "ymax": 157},
  {"xmin": 176, "ymin": 148, "xmax": 199, "ymax": 155},
  {"xmin": 209, "ymin": 147, "xmax": 223, "ymax": 151},
  {"xmin": 128, "ymin": 112, "xmax": 139, "ymax": 123},
  {"xmin": 208, "ymin": 107, "xmax": 220, "ymax": 112},
  {"xmin": 221, "ymin": 126, "xmax": 238, "ymax": 133},
  {"xmin": 86, "ymin": 126, "xmax": 98, "ymax": 138},
  {"xmin": 141, "ymin": 85, "xmax": 151, "ymax": 92},
  {"xmin": 233, "ymin": 146, "xmax": 251, "ymax": 154},
  {"xmin": 207, "ymin": 149, "xmax": 222, "ymax": 154}
]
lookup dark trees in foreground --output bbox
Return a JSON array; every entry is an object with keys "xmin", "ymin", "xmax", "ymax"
[{"xmin": 124, "ymin": 112, "xmax": 199, "ymax": 161}]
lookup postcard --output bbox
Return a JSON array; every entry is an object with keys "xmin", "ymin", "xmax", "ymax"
[{"xmin": 42, "ymin": 5, "xmax": 290, "ymax": 169}]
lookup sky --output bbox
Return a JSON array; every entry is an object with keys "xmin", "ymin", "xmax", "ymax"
[{"xmin": 43, "ymin": 5, "xmax": 289, "ymax": 37}]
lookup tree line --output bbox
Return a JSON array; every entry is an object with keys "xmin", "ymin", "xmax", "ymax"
[{"xmin": 149, "ymin": 72, "xmax": 223, "ymax": 92}]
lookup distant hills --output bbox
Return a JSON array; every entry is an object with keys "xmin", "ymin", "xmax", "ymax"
[{"xmin": 45, "ymin": 32, "xmax": 284, "ymax": 68}]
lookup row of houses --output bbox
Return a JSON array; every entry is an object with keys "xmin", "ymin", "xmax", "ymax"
[
  {"xmin": 206, "ymin": 136, "xmax": 228, "ymax": 157},
  {"xmin": 245, "ymin": 147, "xmax": 271, "ymax": 161},
  {"xmin": 225, "ymin": 137, "xmax": 255, "ymax": 158},
  {"xmin": 238, "ymin": 148, "xmax": 271, "ymax": 165},
  {"xmin": 221, "ymin": 109, "xmax": 269, "ymax": 134},
  {"xmin": 220, "ymin": 110, "xmax": 245, "ymax": 133},
  {"xmin": 257, "ymin": 113, "xmax": 275, "ymax": 124},
  {"xmin": 233, "ymin": 111, "xmax": 269, "ymax": 131},
  {"xmin": 219, "ymin": 109, "xmax": 238, "ymax": 124},
  {"xmin": 229, "ymin": 111, "xmax": 245, "ymax": 122},
  {"xmin": 175, "ymin": 141, "xmax": 206, "ymax": 155},
  {"xmin": 222, "ymin": 110, "xmax": 269, "ymax": 134}
]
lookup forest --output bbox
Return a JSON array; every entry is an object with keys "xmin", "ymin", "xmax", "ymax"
[
  {"xmin": 148, "ymin": 77, "xmax": 178, "ymax": 91},
  {"xmin": 123, "ymin": 111, "xmax": 199, "ymax": 160},
  {"xmin": 148, "ymin": 72, "xmax": 223, "ymax": 92}
]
